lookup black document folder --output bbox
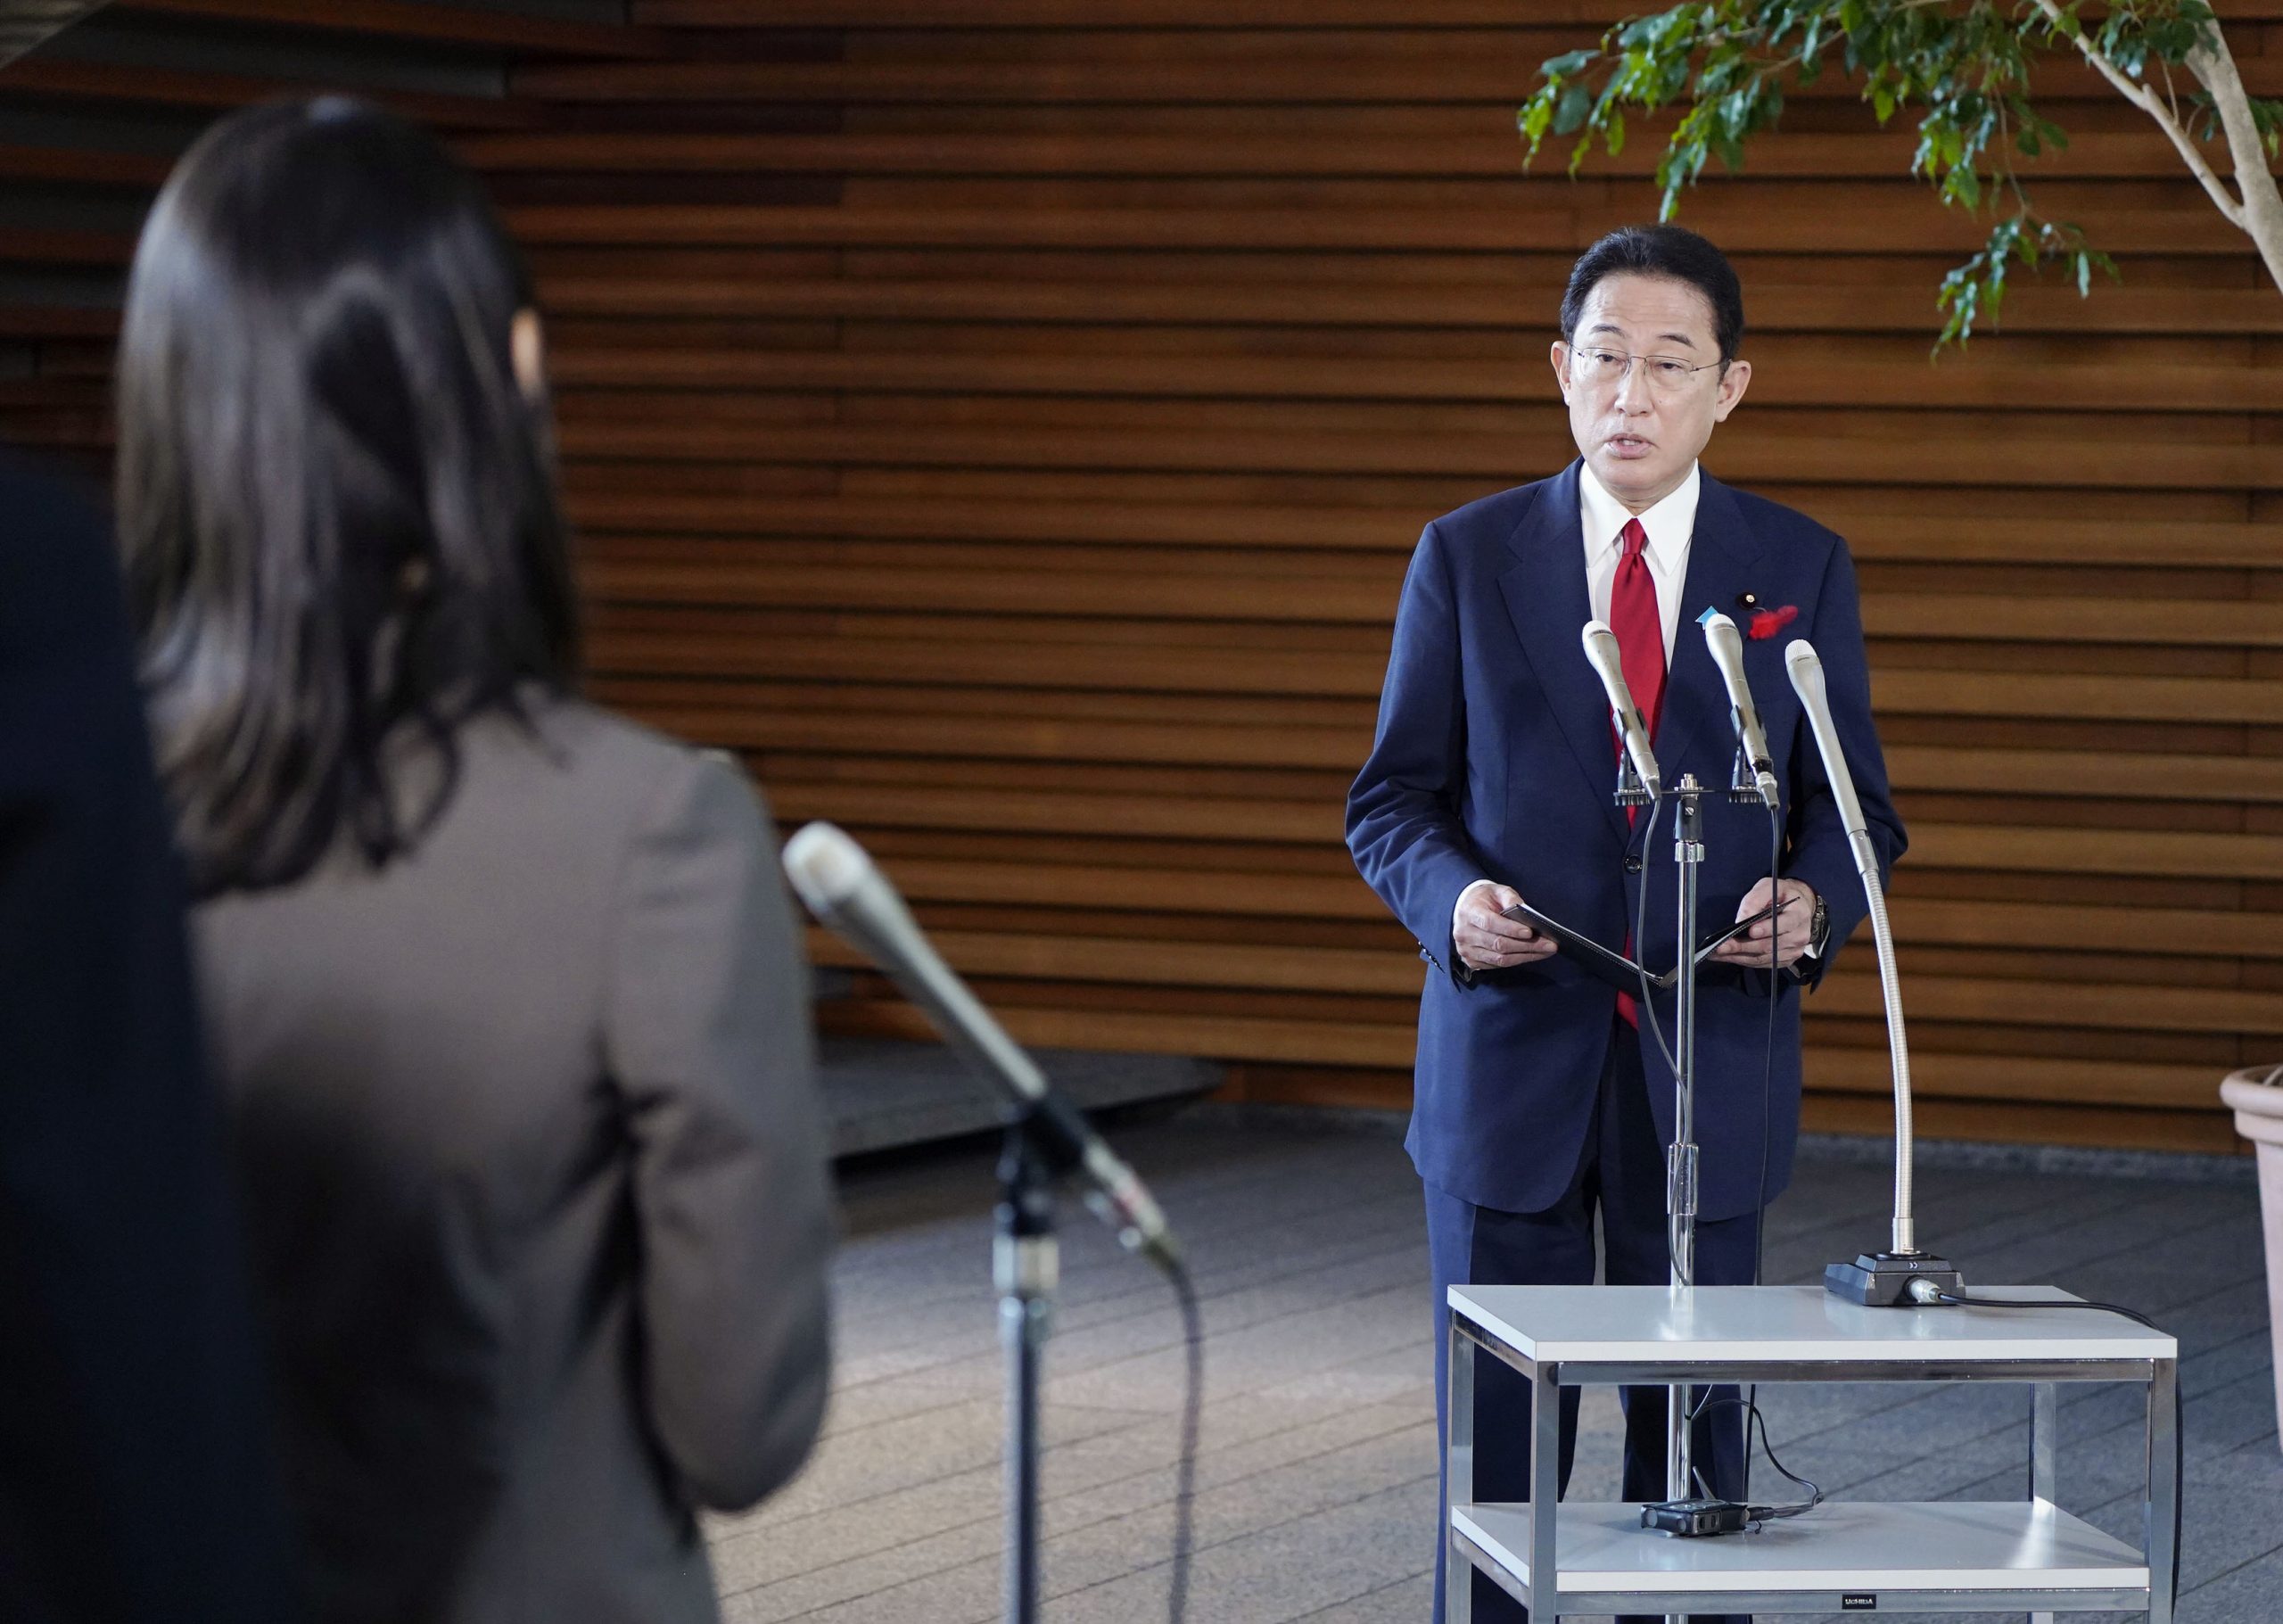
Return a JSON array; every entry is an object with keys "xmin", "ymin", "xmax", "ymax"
[
  {"xmin": 1500, "ymin": 900, "xmax": 1642, "ymax": 993},
  {"xmin": 1499, "ymin": 898, "xmax": 1784, "ymax": 993}
]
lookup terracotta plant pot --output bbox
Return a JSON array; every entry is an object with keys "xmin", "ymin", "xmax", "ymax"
[{"xmin": 2221, "ymin": 1061, "xmax": 2283, "ymax": 1450}]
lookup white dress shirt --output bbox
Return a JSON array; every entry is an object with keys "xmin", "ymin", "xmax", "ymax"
[
  {"xmin": 1579, "ymin": 458, "xmax": 1699, "ymax": 663},
  {"xmin": 1452, "ymin": 457, "xmax": 1817, "ymax": 963},
  {"xmin": 1452, "ymin": 461, "xmax": 1703, "ymax": 938}
]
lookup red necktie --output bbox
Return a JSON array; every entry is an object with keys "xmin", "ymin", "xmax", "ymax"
[
  {"xmin": 1610, "ymin": 518, "xmax": 1666, "ymax": 744},
  {"xmin": 1610, "ymin": 518, "xmax": 1664, "ymax": 1027}
]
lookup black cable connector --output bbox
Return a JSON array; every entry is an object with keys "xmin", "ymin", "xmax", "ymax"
[{"xmin": 1642, "ymin": 1497, "xmax": 1753, "ymax": 1537}]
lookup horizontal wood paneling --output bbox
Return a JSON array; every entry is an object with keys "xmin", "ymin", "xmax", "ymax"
[
  {"xmin": 0, "ymin": 56, "xmax": 546, "ymax": 130},
  {"xmin": 112, "ymin": 0, "xmax": 668, "ymax": 56},
  {"xmin": 529, "ymin": 274, "xmax": 2283, "ymax": 333},
  {"xmin": 581, "ymin": 1, "xmax": 2278, "ymax": 1150},
  {"xmin": 460, "ymin": 128, "xmax": 2282, "ymax": 182},
  {"xmin": 637, "ymin": 0, "xmax": 2283, "ymax": 25},
  {"xmin": 5, "ymin": 0, "xmax": 2274, "ymax": 1151},
  {"xmin": 506, "ymin": 201, "xmax": 2262, "ymax": 254},
  {"xmin": 518, "ymin": 51, "xmax": 2283, "ymax": 105}
]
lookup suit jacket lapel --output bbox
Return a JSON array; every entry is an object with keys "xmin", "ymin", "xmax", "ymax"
[
  {"xmin": 1497, "ymin": 460, "xmax": 1628, "ymax": 841},
  {"xmin": 1655, "ymin": 471, "xmax": 1768, "ymax": 789}
]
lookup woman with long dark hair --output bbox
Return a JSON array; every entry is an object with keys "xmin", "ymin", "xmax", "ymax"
[{"xmin": 116, "ymin": 98, "xmax": 833, "ymax": 1624}]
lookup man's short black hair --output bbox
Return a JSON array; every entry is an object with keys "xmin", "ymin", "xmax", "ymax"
[{"xmin": 1559, "ymin": 224, "xmax": 1745, "ymax": 362}]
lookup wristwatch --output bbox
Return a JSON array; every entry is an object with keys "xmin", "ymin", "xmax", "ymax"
[{"xmin": 1806, "ymin": 891, "xmax": 1830, "ymax": 958}]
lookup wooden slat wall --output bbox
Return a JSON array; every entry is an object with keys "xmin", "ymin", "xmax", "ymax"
[
  {"xmin": 4, "ymin": 0, "xmax": 2278, "ymax": 1151},
  {"xmin": 535, "ymin": 0, "xmax": 2281, "ymax": 1153}
]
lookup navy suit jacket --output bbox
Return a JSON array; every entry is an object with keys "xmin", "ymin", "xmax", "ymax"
[
  {"xmin": 0, "ymin": 452, "xmax": 298, "ymax": 1622},
  {"xmin": 1346, "ymin": 461, "xmax": 1906, "ymax": 1220}
]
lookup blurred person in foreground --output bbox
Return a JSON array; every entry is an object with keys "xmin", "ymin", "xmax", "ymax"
[
  {"xmin": 114, "ymin": 98, "xmax": 834, "ymax": 1624},
  {"xmin": 0, "ymin": 448, "xmax": 298, "ymax": 1622}
]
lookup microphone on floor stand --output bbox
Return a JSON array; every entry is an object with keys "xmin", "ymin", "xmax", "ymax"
[
  {"xmin": 784, "ymin": 821, "xmax": 1199, "ymax": 1624},
  {"xmin": 781, "ymin": 820, "xmax": 1179, "ymax": 1270}
]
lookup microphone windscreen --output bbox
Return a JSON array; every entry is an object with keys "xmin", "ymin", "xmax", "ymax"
[
  {"xmin": 1784, "ymin": 638, "xmax": 1826, "ymax": 705},
  {"xmin": 782, "ymin": 820, "xmax": 872, "ymax": 915},
  {"xmin": 1579, "ymin": 619, "xmax": 1631, "ymax": 696},
  {"xmin": 1784, "ymin": 639, "xmax": 1872, "ymax": 846}
]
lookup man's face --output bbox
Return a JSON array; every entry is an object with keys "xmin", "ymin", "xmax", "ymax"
[{"xmin": 1551, "ymin": 271, "xmax": 1751, "ymax": 512}]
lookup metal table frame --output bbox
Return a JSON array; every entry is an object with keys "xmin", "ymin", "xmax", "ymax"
[{"xmin": 1446, "ymin": 1288, "xmax": 2179, "ymax": 1621}]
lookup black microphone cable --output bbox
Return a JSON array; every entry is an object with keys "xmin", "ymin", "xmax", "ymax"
[
  {"xmin": 1686, "ymin": 1392, "xmax": 1824, "ymax": 1526},
  {"xmin": 1921, "ymin": 1288, "xmax": 2181, "ymax": 1608},
  {"xmin": 1742, "ymin": 796, "xmax": 1783, "ymax": 1509},
  {"xmin": 1681, "ymin": 799, "xmax": 1786, "ymax": 1514},
  {"xmin": 1932, "ymin": 1290, "xmax": 2158, "ymax": 1330},
  {"xmin": 1632, "ymin": 796, "xmax": 1681, "ymax": 1081},
  {"xmin": 1634, "ymin": 787, "xmax": 1786, "ymax": 1515}
]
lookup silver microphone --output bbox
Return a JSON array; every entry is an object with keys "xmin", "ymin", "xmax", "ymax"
[
  {"xmin": 781, "ymin": 821, "xmax": 1180, "ymax": 1268},
  {"xmin": 1700, "ymin": 612, "xmax": 1780, "ymax": 807},
  {"xmin": 1580, "ymin": 619, "xmax": 1663, "ymax": 800},
  {"xmin": 1783, "ymin": 641, "xmax": 1875, "ymax": 878},
  {"xmin": 1785, "ymin": 640, "xmax": 1923, "ymax": 1263}
]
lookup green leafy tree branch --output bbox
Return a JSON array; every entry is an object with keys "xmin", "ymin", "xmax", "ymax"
[{"xmin": 1519, "ymin": 1, "xmax": 2283, "ymax": 345}]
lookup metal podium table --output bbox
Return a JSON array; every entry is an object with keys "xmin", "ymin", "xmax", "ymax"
[{"xmin": 1446, "ymin": 1284, "xmax": 2179, "ymax": 1620}]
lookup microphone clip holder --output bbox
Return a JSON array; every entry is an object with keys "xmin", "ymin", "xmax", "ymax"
[
  {"xmin": 1614, "ymin": 739, "xmax": 1655, "ymax": 808},
  {"xmin": 1727, "ymin": 736, "xmax": 1775, "ymax": 807}
]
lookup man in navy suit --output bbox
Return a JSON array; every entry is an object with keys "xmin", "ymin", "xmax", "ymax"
[{"xmin": 1346, "ymin": 226, "xmax": 1906, "ymax": 1623}]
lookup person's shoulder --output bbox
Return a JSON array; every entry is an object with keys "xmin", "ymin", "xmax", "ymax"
[
  {"xmin": 1713, "ymin": 477, "xmax": 1846, "ymax": 555},
  {"xmin": 510, "ymin": 698, "xmax": 765, "ymax": 839},
  {"xmin": 1428, "ymin": 474, "xmax": 1561, "ymax": 540},
  {"xmin": 1414, "ymin": 472, "xmax": 1567, "ymax": 572}
]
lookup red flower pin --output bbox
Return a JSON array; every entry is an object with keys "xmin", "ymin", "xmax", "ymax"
[{"xmin": 1747, "ymin": 604, "xmax": 1799, "ymax": 640}]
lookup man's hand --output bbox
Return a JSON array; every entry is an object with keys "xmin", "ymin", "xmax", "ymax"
[
  {"xmin": 1707, "ymin": 876, "xmax": 1818, "ymax": 970},
  {"xmin": 1453, "ymin": 880, "xmax": 1559, "ymax": 973}
]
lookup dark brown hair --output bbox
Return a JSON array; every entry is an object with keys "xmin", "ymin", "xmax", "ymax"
[
  {"xmin": 117, "ymin": 98, "xmax": 580, "ymax": 897},
  {"xmin": 1560, "ymin": 223, "xmax": 1746, "ymax": 363}
]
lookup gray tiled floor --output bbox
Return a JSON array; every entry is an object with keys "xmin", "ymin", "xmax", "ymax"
[{"xmin": 709, "ymin": 1109, "xmax": 2279, "ymax": 1623}]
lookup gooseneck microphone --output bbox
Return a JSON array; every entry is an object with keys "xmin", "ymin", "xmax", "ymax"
[
  {"xmin": 1785, "ymin": 642, "xmax": 1958, "ymax": 1306},
  {"xmin": 1580, "ymin": 619, "xmax": 1663, "ymax": 801},
  {"xmin": 782, "ymin": 821, "xmax": 1180, "ymax": 1270},
  {"xmin": 1700, "ymin": 612, "xmax": 1780, "ymax": 807},
  {"xmin": 1784, "ymin": 643, "xmax": 1874, "ymax": 878}
]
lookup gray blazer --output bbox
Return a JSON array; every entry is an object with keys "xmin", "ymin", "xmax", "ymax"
[{"xmin": 193, "ymin": 699, "xmax": 832, "ymax": 1624}]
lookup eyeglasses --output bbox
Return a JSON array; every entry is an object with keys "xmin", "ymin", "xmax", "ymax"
[{"xmin": 1565, "ymin": 345, "xmax": 1727, "ymax": 395}]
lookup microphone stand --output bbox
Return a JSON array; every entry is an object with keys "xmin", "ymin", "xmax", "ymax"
[
  {"xmin": 1662, "ymin": 772, "xmax": 1706, "ymax": 1538},
  {"xmin": 779, "ymin": 822, "xmax": 1187, "ymax": 1624},
  {"xmin": 995, "ymin": 1107, "xmax": 1071, "ymax": 1624},
  {"xmin": 1819, "ymin": 836, "xmax": 1963, "ymax": 1307},
  {"xmin": 1618, "ymin": 743, "xmax": 1714, "ymax": 1602},
  {"xmin": 1652, "ymin": 747, "xmax": 1768, "ymax": 1575},
  {"xmin": 1777, "ymin": 642, "xmax": 1965, "ymax": 1309},
  {"xmin": 987, "ymin": 1088, "xmax": 1107, "ymax": 1624}
]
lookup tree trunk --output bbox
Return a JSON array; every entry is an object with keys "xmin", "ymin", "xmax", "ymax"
[{"xmin": 2188, "ymin": 25, "xmax": 2283, "ymax": 300}]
